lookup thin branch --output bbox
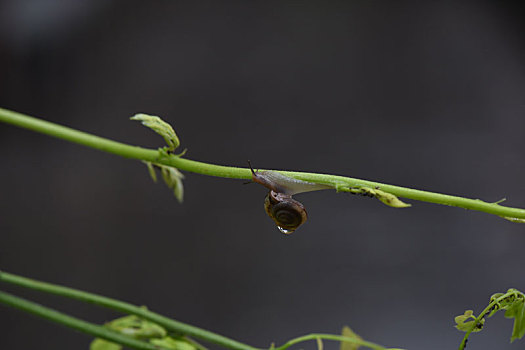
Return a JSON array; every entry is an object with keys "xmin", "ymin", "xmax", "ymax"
[
  {"xmin": 274, "ymin": 333, "xmax": 402, "ymax": 350},
  {"xmin": 0, "ymin": 271, "xmax": 259, "ymax": 350},
  {"xmin": 1, "ymin": 107, "xmax": 524, "ymax": 220},
  {"xmin": 0, "ymin": 290, "xmax": 167, "ymax": 350},
  {"xmin": 0, "ymin": 270, "xmax": 401, "ymax": 350}
]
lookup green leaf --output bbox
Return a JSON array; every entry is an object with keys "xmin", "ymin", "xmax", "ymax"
[
  {"xmin": 91, "ymin": 315, "xmax": 198, "ymax": 350},
  {"xmin": 131, "ymin": 113, "xmax": 180, "ymax": 151},
  {"xmin": 501, "ymin": 216, "xmax": 525, "ymax": 223},
  {"xmin": 342, "ymin": 186, "xmax": 411, "ymax": 208},
  {"xmin": 340, "ymin": 325, "xmax": 362, "ymax": 350},
  {"xmin": 454, "ymin": 310, "xmax": 484, "ymax": 333},
  {"xmin": 89, "ymin": 338, "xmax": 122, "ymax": 350},
  {"xmin": 316, "ymin": 337, "xmax": 323, "ymax": 350},
  {"xmin": 503, "ymin": 298, "xmax": 525, "ymax": 342},
  {"xmin": 150, "ymin": 337, "xmax": 197, "ymax": 350},
  {"xmin": 106, "ymin": 315, "xmax": 167, "ymax": 339},
  {"xmin": 489, "ymin": 292, "xmax": 504, "ymax": 304},
  {"xmin": 142, "ymin": 156, "xmax": 185, "ymax": 202},
  {"xmin": 372, "ymin": 189, "xmax": 411, "ymax": 208},
  {"xmin": 160, "ymin": 165, "xmax": 185, "ymax": 203},
  {"xmin": 144, "ymin": 161, "xmax": 158, "ymax": 182}
]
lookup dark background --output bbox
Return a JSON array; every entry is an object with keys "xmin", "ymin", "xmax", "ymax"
[{"xmin": 1, "ymin": 1, "xmax": 525, "ymax": 349}]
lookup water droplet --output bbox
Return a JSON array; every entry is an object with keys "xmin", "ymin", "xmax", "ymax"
[{"xmin": 277, "ymin": 226, "xmax": 293, "ymax": 234}]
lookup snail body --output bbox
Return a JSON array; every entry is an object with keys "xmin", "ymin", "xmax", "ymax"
[
  {"xmin": 249, "ymin": 164, "xmax": 331, "ymax": 234},
  {"xmin": 251, "ymin": 169, "xmax": 330, "ymax": 195}
]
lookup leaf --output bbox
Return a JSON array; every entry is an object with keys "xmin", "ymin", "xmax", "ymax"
[
  {"xmin": 489, "ymin": 292, "xmax": 504, "ymax": 304},
  {"xmin": 501, "ymin": 216, "xmax": 525, "ymax": 223},
  {"xmin": 144, "ymin": 161, "xmax": 158, "ymax": 182},
  {"xmin": 150, "ymin": 337, "xmax": 197, "ymax": 350},
  {"xmin": 106, "ymin": 315, "xmax": 167, "ymax": 339},
  {"xmin": 91, "ymin": 315, "xmax": 199, "ymax": 350},
  {"xmin": 335, "ymin": 185, "xmax": 410, "ymax": 208},
  {"xmin": 160, "ymin": 165, "xmax": 185, "ymax": 203},
  {"xmin": 454, "ymin": 310, "xmax": 484, "ymax": 333},
  {"xmin": 372, "ymin": 189, "xmax": 411, "ymax": 208},
  {"xmin": 316, "ymin": 337, "xmax": 323, "ymax": 350},
  {"xmin": 140, "ymin": 149, "xmax": 185, "ymax": 202},
  {"xmin": 340, "ymin": 325, "xmax": 363, "ymax": 350},
  {"xmin": 503, "ymin": 298, "xmax": 525, "ymax": 342},
  {"xmin": 131, "ymin": 113, "xmax": 180, "ymax": 151},
  {"xmin": 89, "ymin": 338, "xmax": 122, "ymax": 350},
  {"xmin": 142, "ymin": 159, "xmax": 185, "ymax": 202}
]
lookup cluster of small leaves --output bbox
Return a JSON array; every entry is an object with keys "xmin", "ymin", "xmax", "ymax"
[
  {"xmin": 132, "ymin": 114, "xmax": 185, "ymax": 202},
  {"xmin": 145, "ymin": 160, "xmax": 185, "ymax": 203},
  {"xmin": 455, "ymin": 288, "xmax": 525, "ymax": 349},
  {"xmin": 336, "ymin": 185, "xmax": 411, "ymax": 208},
  {"xmin": 90, "ymin": 315, "xmax": 198, "ymax": 350},
  {"xmin": 487, "ymin": 289, "xmax": 525, "ymax": 342},
  {"xmin": 454, "ymin": 310, "xmax": 485, "ymax": 333}
]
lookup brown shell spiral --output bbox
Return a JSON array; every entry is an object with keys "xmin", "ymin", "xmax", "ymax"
[{"xmin": 264, "ymin": 190, "xmax": 307, "ymax": 234}]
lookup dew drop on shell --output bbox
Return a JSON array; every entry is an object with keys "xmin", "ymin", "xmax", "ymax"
[{"xmin": 277, "ymin": 226, "xmax": 293, "ymax": 234}]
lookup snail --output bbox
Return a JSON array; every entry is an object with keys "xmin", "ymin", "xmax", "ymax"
[{"xmin": 249, "ymin": 162, "xmax": 331, "ymax": 234}]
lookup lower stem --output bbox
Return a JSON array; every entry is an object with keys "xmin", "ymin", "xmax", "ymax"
[
  {"xmin": 0, "ymin": 290, "xmax": 164, "ymax": 350},
  {"xmin": 0, "ymin": 271, "xmax": 259, "ymax": 350},
  {"xmin": 275, "ymin": 333, "xmax": 390, "ymax": 350}
]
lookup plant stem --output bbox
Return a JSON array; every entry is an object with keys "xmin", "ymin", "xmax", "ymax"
[
  {"xmin": 0, "ymin": 271, "xmax": 259, "ymax": 350},
  {"xmin": 0, "ymin": 290, "xmax": 167, "ymax": 350},
  {"xmin": 1, "ymin": 107, "xmax": 525, "ymax": 220},
  {"xmin": 274, "ymin": 333, "xmax": 395, "ymax": 350}
]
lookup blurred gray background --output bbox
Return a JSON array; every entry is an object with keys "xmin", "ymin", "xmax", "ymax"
[{"xmin": 1, "ymin": 1, "xmax": 525, "ymax": 349}]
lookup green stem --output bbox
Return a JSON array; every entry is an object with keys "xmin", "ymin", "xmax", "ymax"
[
  {"xmin": 0, "ymin": 271, "xmax": 259, "ymax": 350},
  {"xmin": 0, "ymin": 290, "xmax": 167, "ymax": 350},
  {"xmin": 274, "ymin": 333, "xmax": 397, "ymax": 350},
  {"xmin": 1, "ymin": 107, "xmax": 525, "ymax": 220}
]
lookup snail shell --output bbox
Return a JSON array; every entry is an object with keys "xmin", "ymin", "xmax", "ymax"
[
  {"xmin": 249, "ymin": 163, "xmax": 330, "ymax": 234},
  {"xmin": 264, "ymin": 190, "xmax": 307, "ymax": 234}
]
